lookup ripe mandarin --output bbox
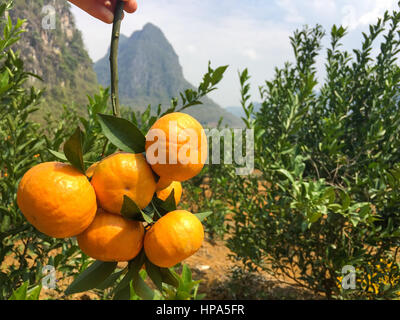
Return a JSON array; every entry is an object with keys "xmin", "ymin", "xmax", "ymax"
[
  {"xmin": 145, "ymin": 112, "xmax": 207, "ymax": 182},
  {"xmin": 85, "ymin": 161, "xmax": 99, "ymax": 179},
  {"xmin": 90, "ymin": 152, "xmax": 156, "ymax": 215},
  {"xmin": 77, "ymin": 209, "xmax": 144, "ymax": 262},
  {"xmin": 156, "ymin": 181, "xmax": 182, "ymax": 206},
  {"xmin": 144, "ymin": 210, "xmax": 204, "ymax": 268},
  {"xmin": 17, "ymin": 162, "xmax": 97, "ymax": 238}
]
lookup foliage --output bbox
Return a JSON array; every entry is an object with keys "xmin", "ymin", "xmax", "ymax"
[
  {"xmin": 8, "ymin": 281, "xmax": 42, "ymax": 300},
  {"xmin": 0, "ymin": 1, "xmax": 58, "ymax": 299},
  {"xmin": 57, "ymin": 63, "xmax": 226, "ymax": 299},
  {"xmin": 1, "ymin": 0, "xmax": 229, "ymax": 300},
  {"xmin": 226, "ymin": 5, "xmax": 400, "ymax": 299}
]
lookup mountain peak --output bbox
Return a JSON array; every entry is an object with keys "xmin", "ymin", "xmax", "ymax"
[
  {"xmin": 94, "ymin": 23, "xmax": 242, "ymax": 126},
  {"xmin": 142, "ymin": 22, "xmax": 162, "ymax": 33}
]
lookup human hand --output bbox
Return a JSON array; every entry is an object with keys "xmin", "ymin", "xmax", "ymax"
[{"xmin": 68, "ymin": 0, "xmax": 138, "ymax": 24}]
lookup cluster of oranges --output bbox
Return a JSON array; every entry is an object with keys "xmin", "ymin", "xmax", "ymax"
[{"xmin": 17, "ymin": 112, "xmax": 207, "ymax": 268}]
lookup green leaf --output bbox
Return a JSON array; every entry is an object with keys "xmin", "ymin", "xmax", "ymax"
[
  {"xmin": 211, "ymin": 65, "xmax": 229, "ymax": 85},
  {"xmin": 65, "ymin": 261, "xmax": 117, "ymax": 295},
  {"xmin": 276, "ymin": 169, "xmax": 295, "ymax": 185},
  {"xmin": 63, "ymin": 127, "xmax": 85, "ymax": 173},
  {"xmin": 113, "ymin": 282, "xmax": 131, "ymax": 300},
  {"xmin": 194, "ymin": 211, "xmax": 213, "ymax": 222},
  {"xmin": 142, "ymin": 211, "xmax": 154, "ymax": 224},
  {"xmin": 96, "ymin": 270, "xmax": 124, "ymax": 290},
  {"xmin": 113, "ymin": 270, "xmax": 134, "ymax": 299},
  {"xmin": 9, "ymin": 281, "xmax": 28, "ymax": 300},
  {"xmin": 132, "ymin": 271, "xmax": 155, "ymax": 300},
  {"xmin": 153, "ymin": 190, "xmax": 177, "ymax": 216},
  {"xmin": 113, "ymin": 250, "xmax": 147, "ymax": 299},
  {"xmin": 48, "ymin": 149, "xmax": 67, "ymax": 161},
  {"xmin": 145, "ymin": 258, "xmax": 163, "ymax": 291},
  {"xmin": 130, "ymin": 249, "xmax": 147, "ymax": 273},
  {"xmin": 159, "ymin": 268, "xmax": 180, "ymax": 288},
  {"xmin": 181, "ymin": 264, "xmax": 192, "ymax": 284},
  {"xmin": 97, "ymin": 114, "xmax": 145, "ymax": 153},
  {"xmin": 27, "ymin": 285, "xmax": 42, "ymax": 300},
  {"xmin": 162, "ymin": 189, "xmax": 177, "ymax": 212},
  {"xmin": 121, "ymin": 196, "xmax": 154, "ymax": 223},
  {"xmin": 121, "ymin": 195, "xmax": 143, "ymax": 221}
]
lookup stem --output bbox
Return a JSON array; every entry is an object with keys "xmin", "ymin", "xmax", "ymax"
[
  {"xmin": 109, "ymin": 0, "xmax": 124, "ymax": 117},
  {"xmin": 151, "ymin": 201, "xmax": 163, "ymax": 219}
]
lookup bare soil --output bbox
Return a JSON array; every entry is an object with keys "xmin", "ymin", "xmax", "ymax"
[{"xmin": 19, "ymin": 236, "xmax": 317, "ymax": 300}]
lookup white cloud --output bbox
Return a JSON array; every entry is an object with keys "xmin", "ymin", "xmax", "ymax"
[
  {"xmin": 243, "ymin": 49, "xmax": 258, "ymax": 61},
  {"xmin": 341, "ymin": 0, "xmax": 398, "ymax": 30},
  {"xmin": 275, "ymin": 0, "xmax": 305, "ymax": 23}
]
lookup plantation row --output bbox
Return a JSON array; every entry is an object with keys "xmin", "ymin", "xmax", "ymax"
[{"xmin": 2, "ymin": 1, "xmax": 400, "ymax": 299}]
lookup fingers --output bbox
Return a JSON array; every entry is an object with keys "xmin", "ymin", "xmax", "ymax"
[
  {"xmin": 70, "ymin": 0, "xmax": 114, "ymax": 24},
  {"xmin": 69, "ymin": 0, "xmax": 137, "ymax": 24},
  {"xmin": 122, "ymin": 0, "xmax": 138, "ymax": 13},
  {"xmin": 108, "ymin": 0, "xmax": 138, "ymax": 14}
]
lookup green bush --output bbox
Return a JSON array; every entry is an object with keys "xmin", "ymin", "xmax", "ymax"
[{"xmin": 226, "ymin": 6, "xmax": 400, "ymax": 299}]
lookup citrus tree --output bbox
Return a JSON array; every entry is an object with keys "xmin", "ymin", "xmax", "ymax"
[
  {"xmin": 3, "ymin": 0, "xmax": 229, "ymax": 300},
  {"xmin": 225, "ymin": 5, "xmax": 400, "ymax": 299},
  {"xmin": 0, "ymin": 1, "xmax": 82, "ymax": 299}
]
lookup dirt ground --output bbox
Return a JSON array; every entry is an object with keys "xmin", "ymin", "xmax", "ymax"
[{"xmin": 26, "ymin": 236, "xmax": 317, "ymax": 300}]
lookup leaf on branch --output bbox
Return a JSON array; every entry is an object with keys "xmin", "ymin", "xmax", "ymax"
[
  {"xmin": 48, "ymin": 149, "xmax": 67, "ymax": 161},
  {"xmin": 153, "ymin": 190, "xmax": 176, "ymax": 217},
  {"xmin": 121, "ymin": 195, "xmax": 142, "ymax": 221},
  {"xmin": 211, "ymin": 65, "xmax": 229, "ymax": 85},
  {"xmin": 65, "ymin": 261, "xmax": 117, "ymax": 295},
  {"xmin": 145, "ymin": 258, "xmax": 163, "ymax": 291},
  {"xmin": 63, "ymin": 127, "xmax": 85, "ymax": 174},
  {"xmin": 96, "ymin": 270, "xmax": 124, "ymax": 290},
  {"xmin": 121, "ymin": 196, "xmax": 154, "ymax": 223},
  {"xmin": 97, "ymin": 114, "xmax": 146, "ymax": 153},
  {"xmin": 194, "ymin": 211, "xmax": 213, "ymax": 222},
  {"xmin": 159, "ymin": 268, "xmax": 180, "ymax": 288},
  {"xmin": 132, "ymin": 270, "xmax": 155, "ymax": 300}
]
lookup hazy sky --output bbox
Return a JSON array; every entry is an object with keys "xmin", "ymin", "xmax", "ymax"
[{"xmin": 70, "ymin": 0, "xmax": 399, "ymax": 108}]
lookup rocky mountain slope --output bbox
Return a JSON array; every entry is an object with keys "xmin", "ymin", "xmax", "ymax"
[{"xmin": 9, "ymin": 0, "xmax": 99, "ymax": 116}]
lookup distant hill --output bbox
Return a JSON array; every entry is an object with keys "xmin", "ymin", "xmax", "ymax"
[
  {"xmin": 94, "ymin": 23, "xmax": 242, "ymax": 127},
  {"xmin": 9, "ymin": 0, "xmax": 99, "ymax": 118}
]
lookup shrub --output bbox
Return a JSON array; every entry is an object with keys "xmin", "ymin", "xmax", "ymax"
[{"xmin": 227, "ymin": 5, "xmax": 400, "ymax": 299}]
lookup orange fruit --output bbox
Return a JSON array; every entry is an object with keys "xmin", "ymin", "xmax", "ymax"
[
  {"xmin": 85, "ymin": 161, "xmax": 99, "ymax": 179},
  {"xmin": 90, "ymin": 152, "xmax": 156, "ymax": 215},
  {"xmin": 156, "ymin": 181, "xmax": 182, "ymax": 206},
  {"xmin": 77, "ymin": 209, "xmax": 144, "ymax": 262},
  {"xmin": 17, "ymin": 162, "xmax": 97, "ymax": 238},
  {"xmin": 155, "ymin": 176, "xmax": 174, "ymax": 191},
  {"xmin": 144, "ymin": 210, "xmax": 204, "ymax": 268},
  {"xmin": 145, "ymin": 112, "xmax": 207, "ymax": 182}
]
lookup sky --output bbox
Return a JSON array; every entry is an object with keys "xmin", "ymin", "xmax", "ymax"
[{"xmin": 70, "ymin": 0, "xmax": 399, "ymax": 108}]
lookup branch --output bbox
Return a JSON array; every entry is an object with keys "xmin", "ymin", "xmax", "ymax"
[{"xmin": 109, "ymin": 0, "xmax": 124, "ymax": 118}]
